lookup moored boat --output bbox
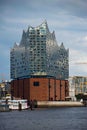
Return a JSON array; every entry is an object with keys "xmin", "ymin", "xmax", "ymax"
[
  {"xmin": 8, "ymin": 99, "xmax": 29, "ymax": 110},
  {"xmin": 0, "ymin": 99, "xmax": 29, "ymax": 110}
]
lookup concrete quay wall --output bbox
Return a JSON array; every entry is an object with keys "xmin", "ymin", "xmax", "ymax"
[{"xmin": 37, "ymin": 101, "xmax": 84, "ymax": 108}]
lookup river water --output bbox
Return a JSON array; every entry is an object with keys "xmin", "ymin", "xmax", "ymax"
[{"xmin": 0, "ymin": 107, "xmax": 87, "ymax": 130}]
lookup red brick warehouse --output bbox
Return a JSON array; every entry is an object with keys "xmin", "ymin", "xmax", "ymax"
[{"xmin": 11, "ymin": 76, "xmax": 69, "ymax": 101}]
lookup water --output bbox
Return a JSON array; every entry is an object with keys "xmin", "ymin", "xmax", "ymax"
[{"xmin": 0, "ymin": 107, "xmax": 87, "ymax": 130}]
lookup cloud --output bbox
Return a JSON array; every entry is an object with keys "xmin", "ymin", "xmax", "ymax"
[
  {"xmin": 0, "ymin": 44, "xmax": 10, "ymax": 81},
  {"xmin": 52, "ymin": 0, "xmax": 87, "ymax": 18},
  {"xmin": 69, "ymin": 48, "xmax": 87, "ymax": 76},
  {"xmin": 70, "ymin": 49, "xmax": 87, "ymax": 64},
  {"xmin": 1, "ymin": 0, "xmax": 87, "ymax": 19}
]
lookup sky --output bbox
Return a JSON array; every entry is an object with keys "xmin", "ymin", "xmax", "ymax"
[{"xmin": 0, "ymin": 0, "xmax": 87, "ymax": 81}]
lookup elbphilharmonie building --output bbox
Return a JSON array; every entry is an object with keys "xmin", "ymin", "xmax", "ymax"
[{"xmin": 10, "ymin": 21, "xmax": 69, "ymax": 80}]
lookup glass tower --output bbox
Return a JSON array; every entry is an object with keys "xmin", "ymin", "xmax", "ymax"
[{"xmin": 10, "ymin": 21, "xmax": 69, "ymax": 79}]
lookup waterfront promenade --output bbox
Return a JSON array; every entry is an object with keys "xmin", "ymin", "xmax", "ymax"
[
  {"xmin": 0, "ymin": 107, "xmax": 87, "ymax": 130},
  {"xmin": 37, "ymin": 101, "xmax": 84, "ymax": 107}
]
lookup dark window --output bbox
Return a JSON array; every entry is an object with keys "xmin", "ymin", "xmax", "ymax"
[{"xmin": 33, "ymin": 81, "xmax": 39, "ymax": 86}]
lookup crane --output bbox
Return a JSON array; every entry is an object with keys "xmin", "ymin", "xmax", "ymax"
[{"xmin": 75, "ymin": 62, "xmax": 87, "ymax": 64}]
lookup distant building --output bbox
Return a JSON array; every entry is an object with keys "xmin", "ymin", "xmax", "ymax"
[
  {"xmin": 10, "ymin": 21, "xmax": 69, "ymax": 80},
  {"xmin": 69, "ymin": 76, "xmax": 87, "ymax": 100},
  {"xmin": 69, "ymin": 77, "xmax": 76, "ymax": 101},
  {"xmin": 10, "ymin": 21, "xmax": 69, "ymax": 101},
  {"xmin": 0, "ymin": 81, "xmax": 11, "ymax": 99}
]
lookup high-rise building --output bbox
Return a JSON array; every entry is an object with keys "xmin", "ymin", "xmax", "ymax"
[{"xmin": 10, "ymin": 21, "xmax": 69, "ymax": 80}]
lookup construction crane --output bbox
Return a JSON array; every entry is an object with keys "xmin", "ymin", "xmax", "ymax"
[{"xmin": 75, "ymin": 62, "xmax": 87, "ymax": 64}]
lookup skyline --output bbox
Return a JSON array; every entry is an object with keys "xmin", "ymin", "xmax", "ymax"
[{"xmin": 0, "ymin": 0, "xmax": 87, "ymax": 81}]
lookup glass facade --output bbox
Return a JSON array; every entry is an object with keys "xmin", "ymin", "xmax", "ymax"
[{"xmin": 10, "ymin": 21, "xmax": 69, "ymax": 79}]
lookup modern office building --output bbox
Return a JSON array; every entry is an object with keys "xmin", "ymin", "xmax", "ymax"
[
  {"xmin": 69, "ymin": 76, "xmax": 87, "ymax": 95},
  {"xmin": 10, "ymin": 21, "xmax": 69, "ymax": 101},
  {"xmin": 10, "ymin": 21, "xmax": 69, "ymax": 80},
  {"xmin": 68, "ymin": 76, "xmax": 87, "ymax": 101}
]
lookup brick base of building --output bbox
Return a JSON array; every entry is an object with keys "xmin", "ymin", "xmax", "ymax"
[{"xmin": 11, "ymin": 77, "xmax": 69, "ymax": 101}]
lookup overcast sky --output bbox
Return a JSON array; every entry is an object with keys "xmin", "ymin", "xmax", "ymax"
[{"xmin": 0, "ymin": 0, "xmax": 87, "ymax": 81}]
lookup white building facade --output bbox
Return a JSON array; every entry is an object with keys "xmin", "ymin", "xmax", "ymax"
[
  {"xmin": 10, "ymin": 21, "xmax": 69, "ymax": 80},
  {"xmin": 69, "ymin": 76, "xmax": 87, "ymax": 100},
  {"xmin": 69, "ymin": 77, "xmax": 76, "ymax": 101}
]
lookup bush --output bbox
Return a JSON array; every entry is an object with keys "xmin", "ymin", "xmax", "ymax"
[
  {"xmin": 75, "ymin": 93, "xmax": 84, "ymax": 100},
  {"xmin": 75, "ymin": 93, "xmax": 87, "ymax": 100}
]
